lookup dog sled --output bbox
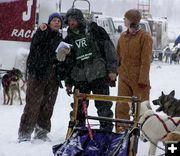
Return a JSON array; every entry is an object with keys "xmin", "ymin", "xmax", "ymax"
[{"xmin": 53, "ymin": 90, "xmax": 141, "ymax": 156}]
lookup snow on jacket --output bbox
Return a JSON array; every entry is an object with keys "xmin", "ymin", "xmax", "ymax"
[
  {"xmin": 27, "ymin": 26, "xmax": 63, "ymax": 80},
  {"xmin": 65, "ymin": 22, "xmax": 118, "ymax": 85},
  {"xmin": 117, "ymin": 29, "xmax": 152, "ymax": 87}
]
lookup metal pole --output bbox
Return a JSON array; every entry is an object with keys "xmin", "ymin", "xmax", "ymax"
[
  {"xmin": 59, "ymin": 0, "xmax": 62, "ymax": 13},
  {"xmin": 0, "ymin": 69, "xmax": 11, "ymax": 72},
  {"xmin": 87, "ymin": 116, "xmax": 134, "ymax": 125},
  {"xmin": 35, "ymin": 0, "xmax": 40, "ymax": 28}
]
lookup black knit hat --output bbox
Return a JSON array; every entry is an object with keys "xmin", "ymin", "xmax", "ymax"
[
  {"xmin": 48, "ymin": 12, "xmax": 63, "ymax": 28},
  {"xmin": 65, "ymin": 8, "xmax": 86, "ymax": 27}
]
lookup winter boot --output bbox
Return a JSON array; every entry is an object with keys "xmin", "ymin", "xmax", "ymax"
[
  {"xmin": 99, "ymin": 109, "xmax": 114, "ymax": 132},
  {"xmin": 33, "ymin": 124, "xmax": 51, "ymax": 142},
  {"xmin": 18, "ymin": 133, "xmax": 31, "ymax": 143}
]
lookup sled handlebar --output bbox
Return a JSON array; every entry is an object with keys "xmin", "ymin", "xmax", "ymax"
[
  {"xmin": 0, "ymin": 69, "xmax": 11, "ymax": 72},
  {"xmin": 87, "ymin": 115, "xmax": 134, "ymax": 125}
]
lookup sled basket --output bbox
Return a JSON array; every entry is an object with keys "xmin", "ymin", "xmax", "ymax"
[
  {"xmin": 53, "ymin": 128, "xmax": 131, "ymax": 156},
  {"xmin": 53, "ymin": 89, "xmax": 141, "ymax": 156}
]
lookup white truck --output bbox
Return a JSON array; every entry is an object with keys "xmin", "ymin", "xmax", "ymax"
[
  {"xmin": 112, "ymin": 17, "xmax": 168, "ymax": 61},
  {"xmin": 112, "ymin": 18, "xmax": 151, "ymax": 35},
  {"xmin": 93, "ymin": 15, "xmax": 121, "ymax": 48},
  {"xmin": 0, "ymin": 0, "xmax": 62, "ymax": 70},
  {"xmin": 147, "ymin": 18, "xmax": 168, "ymax": 60},
  {"xmin": 0, "ymin": 0, "xmax": 121, "ymax": 71},
  {"xmin": 72, "ymin": 0, "xmax": 121, "ymax": 48}
]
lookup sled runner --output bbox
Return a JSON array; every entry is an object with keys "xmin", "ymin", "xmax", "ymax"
[{"xmin": 53, "ymin": 90, "xmax": 141, "ymax": 156}]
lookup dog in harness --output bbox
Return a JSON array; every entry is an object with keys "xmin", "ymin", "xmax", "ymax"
[
  {"xmin": 2, "ymin": 68, "xmax": 23, "ymax": 105},
  {"xmin": 152, "ymin": 90, "xmax": 180, "ymax": 117},
  {"xmin": 138, "ymin": 101, "xmax": 180, "ymax": 156}
]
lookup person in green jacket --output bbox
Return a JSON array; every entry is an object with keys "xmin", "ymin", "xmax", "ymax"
[{"xmin": 60, "ymin": 8, "xmax": 118, "ymax": 131}]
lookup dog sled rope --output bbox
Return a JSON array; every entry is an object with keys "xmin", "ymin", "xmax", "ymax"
[
  {"xmin": 82, "ymin": 95, "xmax": 93, "ymax": 140},
  {"xmin": 154, "ymin": 114, "xmax": 180, "ymax": 139},
  {"xmin": 154, "ymin": 114, "xmax": 171, "ymax": 134},
  {"xmin": 141, "ymin": 129, "xmax": 165, "ymax": 152},
  {"xmin": 168, "ymin": 117, "xmax": 180, "ymax": 126}
]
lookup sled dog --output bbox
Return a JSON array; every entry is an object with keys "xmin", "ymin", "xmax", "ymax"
[
  {"xmin": 139, "ymin": 101, "xmax": 180, "ymax": 156},
  {"xmin": 152, "ymin": 90, "xmax": 180, "ymax": 117},
  {"xmin": 2, "ymin": 68, "xmax": 23, "ymax": 105}
]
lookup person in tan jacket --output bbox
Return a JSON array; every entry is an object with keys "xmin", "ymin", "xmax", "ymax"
[{"xmin": 115, "ymin": 9, "xmax": 153, "ymax": 132}]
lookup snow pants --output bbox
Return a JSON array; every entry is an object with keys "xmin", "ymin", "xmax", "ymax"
[
  {"xmin": 71, "ymin": 78, "xmax": 113, "ymax": 131},
  {"xmin": 18, "ymin": 71, "xmax": 59, "ymax": 140},
  {"xmin": 115, "ymin": 78, "xmax": 150, "ymax": 132}
]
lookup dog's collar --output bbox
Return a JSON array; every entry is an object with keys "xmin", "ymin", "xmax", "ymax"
[{"xmin": 139, "ymin": 114, "xmax": 154, "ymax": 128}]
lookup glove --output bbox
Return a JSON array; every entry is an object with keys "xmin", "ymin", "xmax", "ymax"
[
  {"xmin": 108, "ymin": 73, "xmax": 117, "ymax": 87},
  {"xmin": 58, "ymin": 81, "xmax": 63, "ymax": 88},
  {"xmin": 66, "ymin": 85, "xmax": 73, "ymax": 96},
  {"xmin": 109, "ymin": 80, "xmax": 116, "ymax": 87},
  {"xmin": 39, "ymin": 23, "xmax": 47, "ymax": 31},
  {"xmin": 56, "ymin": 48, "xmax": 70, "ymax": 62},
  {"xmin": 138, "ymin": 83, "xmax": 147, "ymax": 89},
  {"xmin": 108, "ymin": 73, "xmax": 117, "ymax": 81}
]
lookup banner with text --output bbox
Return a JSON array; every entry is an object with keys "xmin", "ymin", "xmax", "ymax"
[{"xmin": 0, "ymin": 0, "xmax": 36, "ymax": 42}]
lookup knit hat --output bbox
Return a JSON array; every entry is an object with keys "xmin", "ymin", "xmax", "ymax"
[
  {"xmin": 48, "ymin": 12, "xmax": 63, "ymax": 26},
  {"xmin": 64, "ymin": 8, "xmax": 86, "ymax": 27},
  {"xmin": 124, "ymin": 9, "xmax": 141, "ymax": 24}
]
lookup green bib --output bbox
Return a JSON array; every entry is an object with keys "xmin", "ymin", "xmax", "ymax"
[{"xmin": 72, "ymin": 32, "xmax": 100, "ymax": 62}]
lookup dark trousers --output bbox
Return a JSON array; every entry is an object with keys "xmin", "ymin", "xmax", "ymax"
[
  {"xmin": 18, "ymin": 72, "xmax": 59, "ymax": 140},
  {"xmin": 72, "ymin": 78, "xmax": 113, "ymax": 131}
]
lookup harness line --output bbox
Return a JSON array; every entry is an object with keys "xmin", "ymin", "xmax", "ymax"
[
  {"xmin": 140, "ymin": 113, "xmax": 180, "ymax": 153},
  {"xmin": 82, "ymin": 95, "xmax": 93, "ymax": 140}
]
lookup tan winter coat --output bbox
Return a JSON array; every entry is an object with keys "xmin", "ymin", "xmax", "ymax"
[
  {"xmin": 115, "ymin": 29, "xmax": 153, "ymax": 129},
  {"xmin": 117, "ymin": 29, "xmax": 152, "ymax": 94}
]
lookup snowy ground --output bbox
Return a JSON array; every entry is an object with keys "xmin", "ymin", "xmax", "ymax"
[{"xmin": 0, "ymin": 61, "xmax": 180, "ymax": 156}]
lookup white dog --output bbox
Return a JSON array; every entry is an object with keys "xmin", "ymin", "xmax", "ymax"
[{"xmin": 138, "ymin": 101, "xmax": 180, "ymax": 156}]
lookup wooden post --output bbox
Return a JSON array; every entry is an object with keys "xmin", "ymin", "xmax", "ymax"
[
  {"xmin": 65, "ymin": 89, "xmax": 79, "ymax": 139},
  {"xmin": 128, "ymin": 97, "xmax": 141, "ymax": 156}
]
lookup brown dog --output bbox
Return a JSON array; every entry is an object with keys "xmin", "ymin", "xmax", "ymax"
[
  {"xmin": 2, "ymin": 68, "xmax": 23, "ymax": 105},
  {"xmin": 163, "ymin": 131, "xmax": 180, "ymax": 142}
]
